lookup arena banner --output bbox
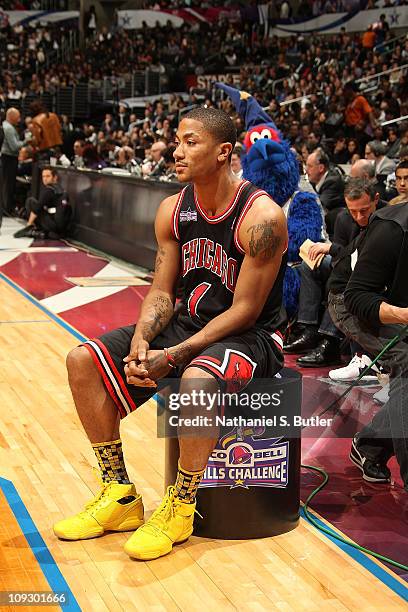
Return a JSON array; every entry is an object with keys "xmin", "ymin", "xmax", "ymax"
[
  {"xmin": 117, "ymin": 10, "xmax": 183, "ymax": 29},
  {"xmin": 5, "ymin": 10, "xmax": 79, "ymax": 26},
  {"xmin": 272, "ymin": 6, "xmax": 408, "ymax": 36},
  {"xmin": 5, "ymin": 6, "xmax": 408, "ymax": 33},
  {"xmin": 117, "ymin": 8, "xmax": 240, "ymax": 29},
  {"xmin": 117, "ymin": 6, "xmax": 408, "ymax": 33},
  {"xmin": 185, "ymin": 73, "xmax": 241, "ymax": 90}
]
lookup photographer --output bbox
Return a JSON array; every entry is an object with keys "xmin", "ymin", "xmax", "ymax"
[{"xmin": 14, "ymin": 167, "xmax": 71, "ymax": 239}]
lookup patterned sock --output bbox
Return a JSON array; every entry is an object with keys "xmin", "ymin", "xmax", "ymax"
[
  {"xmin": 92, "ymin": 439, "xmax": 131, "ymax": 484},
  {"xmin": 174, "ymin": 461, "xmax": 205, "ymax": 503}
]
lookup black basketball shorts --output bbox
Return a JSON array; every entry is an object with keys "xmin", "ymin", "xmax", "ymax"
[{"xmin": 82, "ymin": 317, "xmax": 284, "ymax": 418}]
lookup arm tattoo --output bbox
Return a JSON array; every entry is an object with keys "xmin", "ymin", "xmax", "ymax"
[
  {"xmin": 247, "ymin": 220, "xmax": 282, "ymax": 261},
  {"xmin": 171, "ymin": 342, "xmax": 194, "ymax": 366},
  {"xmin": 141, "ymin": 295, "xmax": 173, "ymax": 342},
  {"xmin": 155, "ymin": 246, "xmax": 166, "ymax": 273}
]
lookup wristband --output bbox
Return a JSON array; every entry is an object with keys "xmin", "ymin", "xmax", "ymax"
[{"xmin": 163, "ymin": 347, "xmax": 177, "ymax": 369}]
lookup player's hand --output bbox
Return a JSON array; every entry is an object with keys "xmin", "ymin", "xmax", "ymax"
[
  {"xmin": 123, "ymin": 337, "xmax": 155, "ymax": 386},
  {"xmin": 142, "ymin": 349, "xmax": 173, "ymax": 381},
  {"xmin": 308, "ymin": 242, "xmax": 330, "ymax": 260},
  {"xmin": 124, "ymin": 359, "xmax": 157, "ymax": 387},
  {"xmin": 125, "ymin": 337, "xmax": 149, "ymax": 363}
]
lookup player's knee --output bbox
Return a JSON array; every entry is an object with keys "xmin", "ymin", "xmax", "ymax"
[
  {"xmin": 66, "ymin": 346, "xmax": 94, "ymax": 381},
  {"xmin": 180, "ymin": 367, "xmax": 219, "ymax": 416},
  {"xmin": 181, "ymin": 366, "xmax": 218, "ymax": 395},
  {"xmin": 182, "ymin": 366, "xmax": 215, "ymax": 382}
]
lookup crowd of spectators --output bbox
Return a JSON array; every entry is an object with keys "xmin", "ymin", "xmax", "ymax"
[
  {"xmin": 1, "ymin": 10, "xmax": 407, "ymax": 187},
  {"xmin": 1, "ymin": 7, "xmax": 407, "ymax": 100},
  {"xmin": 0, "ymin": 22, "xmax": 78, "ymax": 100},
  {"xmin": 0, "ymin": 30, "xmax": 406, "ymax": 188},
  {"xmin": 54, "ymin": 104, "xmax": 181, "ymax": 182}
]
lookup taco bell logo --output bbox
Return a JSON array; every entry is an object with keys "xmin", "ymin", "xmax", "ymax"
[{"xmin": 200, "ymin": 429, "xmax": 289, "ymax": 489}]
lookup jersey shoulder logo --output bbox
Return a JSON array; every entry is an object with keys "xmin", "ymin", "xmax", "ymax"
[{"xmin": 180, "ymin": 207, "xmax": 198, "ymax": 222}]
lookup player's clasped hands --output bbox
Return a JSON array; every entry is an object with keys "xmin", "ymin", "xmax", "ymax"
[{"xmin": 123, "ymin": 341, "xmax": 172, "ymax": 387}]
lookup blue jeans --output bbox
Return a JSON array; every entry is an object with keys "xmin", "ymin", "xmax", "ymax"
[{"xmin": 297, "ymin": 258, "xmax": 342, "ymax": 339}]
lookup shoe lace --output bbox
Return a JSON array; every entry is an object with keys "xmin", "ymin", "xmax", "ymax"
[
  {"xmin": 78, "ymin": 482, "xmax": 112, "ymax": 518},
  {"xmin": 349, "ymin": 354, "xmax": 362, "ymax": 367},
  {"xmin": 144, "ymin": 486, "xmax": 178, "ymax": 535},
  {"xmin": 76, "ymin": 471, "xmax": 116, "ymax": 520},
  {"xmin": 143, "ymin": 486, "xmax": 202, "ymax": 536}
]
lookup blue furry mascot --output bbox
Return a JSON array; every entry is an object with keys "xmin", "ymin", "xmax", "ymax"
[{"xmin": 216, "ymin": 83, "xmax": 324, "ymax": 317}]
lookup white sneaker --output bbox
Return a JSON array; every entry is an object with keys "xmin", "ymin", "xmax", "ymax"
[
  {"xmin": 329, "ymin": 354, "xmax": 379, "ymax": 382},
  {"xmin": 373, "ymin": 384, "xmax": 389, "ymax": 404}
]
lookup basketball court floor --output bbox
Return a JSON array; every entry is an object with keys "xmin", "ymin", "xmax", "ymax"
[{"xmin": 0, "ymin": 217, "xmax": 407, "ymax": 610}]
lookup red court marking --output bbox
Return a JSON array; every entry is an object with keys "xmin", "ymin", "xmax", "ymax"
[
  {"xmin": 62, "ymin": 285, "xmax": 150, "ymax": 337},
  {"xmin": 0, "ymin": 251, "xmax": 107, "ymax": 299}
]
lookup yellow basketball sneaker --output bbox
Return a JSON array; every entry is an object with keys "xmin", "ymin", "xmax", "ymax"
[
  {"xmin": 124, "ymin": 486, "xmax": 195, "ymax": 560},
  {"xmin": 53, "ymin": 481, "xmax": 144, "ymax": 540}
]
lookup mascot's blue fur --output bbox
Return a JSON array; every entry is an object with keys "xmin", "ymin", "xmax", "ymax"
[
  {"xmin": 216, "ymin": 82, "xmax": 324, "ymax": 317},
  {"xmin": 284, "ymin": 192, "xmax": 324, "ymax": 316},
  {"xmin": 241, "ymin": 144, "xmax": 298, "ymax": 208}
]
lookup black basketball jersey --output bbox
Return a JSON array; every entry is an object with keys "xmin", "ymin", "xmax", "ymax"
[{"xmin": 172, "ymin": 179, "xmax": 287, "ymax": 333}]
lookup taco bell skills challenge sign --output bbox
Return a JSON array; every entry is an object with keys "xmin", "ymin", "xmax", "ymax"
[{"xmin": 200, "ymin": 427, "xmax": 289, "ymax": 490}]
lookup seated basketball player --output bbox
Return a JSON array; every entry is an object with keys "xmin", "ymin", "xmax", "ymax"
[{"xmin": 53, "ymin": 108, "xmax": 288, "ymax": 560}]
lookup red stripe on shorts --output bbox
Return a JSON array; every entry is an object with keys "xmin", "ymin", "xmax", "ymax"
[{"xmin": 82, "ymin": 343, "xmax": 127, "ymax": 418}]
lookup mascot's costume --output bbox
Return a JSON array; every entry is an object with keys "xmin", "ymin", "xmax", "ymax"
[{"xmin": 216, "ymin": 82, "xmax": 324, "ymax": 318}]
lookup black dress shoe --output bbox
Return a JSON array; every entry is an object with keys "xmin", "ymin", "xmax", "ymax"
[
  {"xmin": 296, "ymin": 337, "xmax": 342, "ymax": 367},
  {"xmin": 350, "ymin": 436, "xmax": 391, "ymax": 483},
  {"xmin": 284, "ymin": 327, "xmax": 319, "ymax": 354},
  {"xmin": 13, "ymin": 224, "xmax": 35, "ymax": 238}
]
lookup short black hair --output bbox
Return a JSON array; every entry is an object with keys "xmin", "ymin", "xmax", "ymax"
[
  {"xmin": 42, "ymin": 166, "xmax": 58, "ymax": 178},
  {"xmin": 396, "ymin": 160, "xmax": 408, "ymax": 172},
  {"xmin": 183, "ymin": 107, "xmax": 237, "ymax": 153}
]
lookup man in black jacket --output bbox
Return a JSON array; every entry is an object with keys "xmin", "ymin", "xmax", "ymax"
[
  {"xmin": 284, "ymin": 178, "xmax": 379, "ymax": 366},
  {"xmin": 14, "ymin": 167, "xmax": 71, "ymax": 239},
  {"xmin": 339, "ymin": 202, "xmax": 408, "ymax": 490},
  {"xmin": 306, "ymin": 147, "xmax": 345, "ymax": 238}
]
